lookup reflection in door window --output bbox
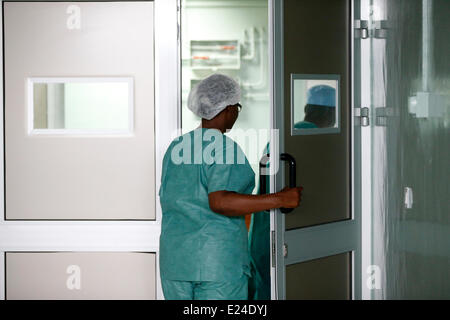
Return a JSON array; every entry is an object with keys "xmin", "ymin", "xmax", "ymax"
[{"xmin": 291, "ymin": 74, "xmax": 340, "ymax": 135}]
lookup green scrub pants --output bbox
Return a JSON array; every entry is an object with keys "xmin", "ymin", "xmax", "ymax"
[{"xmin": 162, "ymin": 274, "xmax": 248, "ymax": 300}]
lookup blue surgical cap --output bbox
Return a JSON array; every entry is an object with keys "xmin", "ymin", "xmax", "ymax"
[{"xmin": 307, "ymin": 85, "xmax": 336, "ymax": 107}]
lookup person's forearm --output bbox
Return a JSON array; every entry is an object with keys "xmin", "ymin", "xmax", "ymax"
[{"xmin": 209, "ymin": 191, "xmax": 282, "ymax": 217}]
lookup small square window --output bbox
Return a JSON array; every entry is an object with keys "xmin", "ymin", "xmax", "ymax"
[{"xmin": 291, "ymin": 74, "xmax": 340, "ymax": 136}]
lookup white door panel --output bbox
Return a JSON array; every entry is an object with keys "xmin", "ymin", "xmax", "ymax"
[
  {"xmin": 4, "ymin": 1, "xmax": 155, "ymax": 220},
  {"xmin": 6, "ymin": 252, "xmax": 156, "ymax": 300}
]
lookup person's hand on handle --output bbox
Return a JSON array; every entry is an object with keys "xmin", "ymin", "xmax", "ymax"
[
  {"xmin": 276, "ymin": 186, "xmax": 303, "ymax": 208},
  {"xmin": 208, "ymin": 186, "xmax": 303, "ymax": 217}
]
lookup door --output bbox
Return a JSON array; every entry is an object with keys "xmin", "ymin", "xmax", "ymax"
[
  {"xmin": 4, "ymin": 1, "xmax": 154, "ymax": 220},
  {"xmin": 0, "ymin": 0, "xmax": 179, "ymax": 299},
  {"xmin": 272, "ymin": 0, "xmax": 361, "ymax": 299},
  {"xmin": 365, "ymin": 0, "xmax": 450, "ymax": 299}
]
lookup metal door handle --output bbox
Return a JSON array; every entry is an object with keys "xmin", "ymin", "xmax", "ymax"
[
  {"xmin": 259, "ymin": 153, "xmax": 270, "ymax": 196},
  {"xmin": 259, "ymin": 153, "xmax": 297, "ymax": 214},
  {"xmin": 280, "ymin": 153, "xmax": 296, "ymax": 214}
]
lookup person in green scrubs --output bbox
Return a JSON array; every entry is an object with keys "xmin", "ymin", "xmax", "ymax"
[
  {"xmin": 248, "ymin": 143, "xmax": 271, "ymax": 300},
  {"xmin": 159, "ymin": 74, "xmax": 302, "ymax": 300}
]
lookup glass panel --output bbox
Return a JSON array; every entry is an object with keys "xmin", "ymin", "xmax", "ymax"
[
  {"xmin": 286, "ymin": 252, "xmax": 351, "ymax": 300},
  {"xmin": 31, "ymin": 78, "xmax": 132, "ymax": 132},
  {"xmin": 284, "ymin": 0, "xmax": 350, "ymax": 230},
  {"xmin": 180, "ymin": 0, "xmax": 271, "ymax": 186},
  {"xmin": 291, "ymin": 74, "xmax": 340, "ymax": 135},
  {"xmin": 369, "ymin": 0, "xmax": 450, "ymax": 299}
]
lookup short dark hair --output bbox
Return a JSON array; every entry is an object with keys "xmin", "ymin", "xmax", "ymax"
[{"xmin": 304, "ymin": 104, "xmax": 336, "ymax": 128}]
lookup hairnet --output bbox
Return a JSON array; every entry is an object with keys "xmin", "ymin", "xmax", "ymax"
[{"xmin": 187, "ymin": 74, "xmax": 241, "ymax": 120}]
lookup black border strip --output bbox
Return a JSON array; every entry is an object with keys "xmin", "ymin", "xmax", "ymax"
[
  {"xmin": 4, "ymin": 252, "xmax": 6, "ymax": 300},
  {"xmin": 2, "ymin": 0, "xmax": 4, "ymax": 299}
]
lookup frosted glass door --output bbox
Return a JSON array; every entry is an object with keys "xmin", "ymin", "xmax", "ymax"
[{"xmin": 369, "ymin": 0, "xmax": 450, "ymax": 299}]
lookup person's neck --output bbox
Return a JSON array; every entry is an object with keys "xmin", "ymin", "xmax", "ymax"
[{"xmin": 201, "ymin": 119, "xmax": 226, "ymax": 134}]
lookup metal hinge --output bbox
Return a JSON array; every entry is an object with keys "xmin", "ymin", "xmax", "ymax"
[
  {"xmin": 355, "ymin": 20, "xmax": 369, "ymax": 39},
  {"xmin": 355, "ymin": 19, "xmax": 388, "ymax": 39},
  {"xmin": 355, "ymin": 107, "xmax": 370, "ymax": 127},
  {"xmin": 373, "ymin": 20, "xmax": 388, "ymax": 39},
  {"xmin": 271, "ymin": 232, "xmax": 288, "ymax": 265}
]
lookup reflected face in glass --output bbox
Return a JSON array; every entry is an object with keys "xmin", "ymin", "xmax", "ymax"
[
  {"xmin": 32, "ymin": 79, "xmax": 132, "ymax": 131},
  {"xmin": 291, "ymin": 75, "xmax": 340, "ymax": 135}
]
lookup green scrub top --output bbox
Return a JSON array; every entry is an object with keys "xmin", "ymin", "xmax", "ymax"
[
  {"xmin": 294, "ymin": 120, "xmax": 318, "ymax": 129},
  {"xmin": 159, "ymin": 128, "xmax": 255, "ymax": 282},
  {"xmin": 248, "ymin": 143, "xmax": 271, "ymax": 300}
]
